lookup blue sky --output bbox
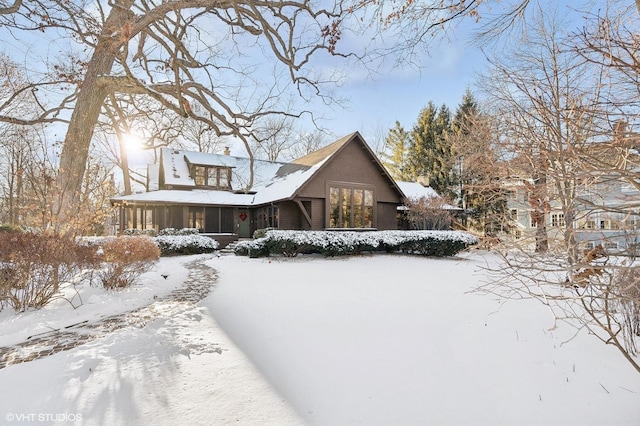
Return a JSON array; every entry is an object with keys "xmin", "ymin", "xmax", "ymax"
[{"xmin": 305, "ymin": 22, "xmax": 490, "ymax": 150}]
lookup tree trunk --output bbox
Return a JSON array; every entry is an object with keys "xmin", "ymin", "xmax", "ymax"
[{"xmin": 53, "ymin": 3, "xmax": 134, "ymax": 233}]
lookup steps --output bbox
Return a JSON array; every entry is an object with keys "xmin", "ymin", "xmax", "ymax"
[{"xmin": 218, "ymin": 239, "xmax": 250, "ymax": 255}]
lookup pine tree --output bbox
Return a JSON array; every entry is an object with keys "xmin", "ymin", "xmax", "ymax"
[
  {"xmin": 431, "ymin": 104, "xmax": 454, "ymax": 199},
  {"xmin": 380, "ymin": 121, "xmax": 412, "ymax": 181},
  {"xmin": 408, "ymin": 102, "xmax": 438, "ymax": 182},
  {"xmin": 408, "ymin": 102, "xmax": 455, "ymax": 197},
  {"xmin": 450, "ymin": 89, "xmax": 505, "ymax": 235},
  {"xmin": 452, "ymin": 88, "xmax": 479, "ymax": 135}
]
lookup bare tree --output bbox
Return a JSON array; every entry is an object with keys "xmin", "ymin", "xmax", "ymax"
[
  {"xmin": 448, "ymin": 111, "xmax": 508, "ymax": 236},
  {"xmin": 403, "ymin": 195, "xmax": 454, "ymax": 230},
  {"xmin": 0, "ymin": 0, "xmax": 564, "ymax": 234},
  {"xmin": 477, "ymin": 4, "xmax": 640, "ymax": 374}
]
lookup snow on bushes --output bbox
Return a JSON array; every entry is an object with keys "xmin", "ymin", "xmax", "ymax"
[
  {"xmin": 154, "ymin": 234, "xmax": 219, "ymax": 255},
  {"xmin": 234, "ymin": 230, "xmax": 478, "ymax": 258},
  {"xmin": 122, "ymin": 228, "xmax": 219, "ymax": 255}
]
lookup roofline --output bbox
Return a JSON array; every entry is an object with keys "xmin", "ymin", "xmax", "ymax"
[{"xmin": 291, "ymin": 132, "xmax": 407, "ymax": 201}]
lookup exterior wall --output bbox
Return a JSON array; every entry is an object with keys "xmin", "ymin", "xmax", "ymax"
[
  {"xmin": 297, "ymin": 140, "xmax": 401, "ymax": 229},
  {"xmin": 297, "ymin": 141, "xmax": 399, "ymax": 203},
  {"xmin": 377, "ymin": 202, "xmax": 401, "ymax": 230},
  {"xmin": 277, "ymin": 201, "xmax": 302, "ymax": 230}
]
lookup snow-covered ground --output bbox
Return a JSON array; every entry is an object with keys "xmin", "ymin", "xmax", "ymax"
[{"xmin": 1, "ymin": 251, "xmax": 639, "ymax": 425}]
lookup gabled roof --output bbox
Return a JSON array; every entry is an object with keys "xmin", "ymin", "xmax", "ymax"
[{"xmin": 112, "ymin": 132, "xmax": 407, "ymax": 207}]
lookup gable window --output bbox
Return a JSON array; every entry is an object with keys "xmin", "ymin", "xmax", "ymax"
[
  {"xmin": 192, "ymin": 165, "xmax": 232, "ymax": 189},
  {"xmin": 328, "ymin": 185, "xmax": 374, "ymax": 228}
]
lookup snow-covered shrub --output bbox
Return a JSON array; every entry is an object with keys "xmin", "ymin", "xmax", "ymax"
[
  {"xmin": 157, "ymin": 227, "xmax": 199, "ymax": 236},
  {"xmin": 253, "ymin": 227, "xmax": 276, "ymax": 239},
  {"xmin": 98, "ymin": 236, "xmax": 160, "ymax": 289},
  {"xmin": 0, "ymin": 232, "xmax": 101, "ymax": 312},
  {"xmin": 154, "ymin": 234, "xmax": 219, "ymax": 256},
  {"xmin": 124, "ymin": 228, "xmax": 158, "ymax": 237},
  {"xmin": 234, "ymin": 238, "xmax": 270, "ymax": 258},
  {"xmin": 234, "ymin": 230, "xmax": 478, "ymax": 258}
]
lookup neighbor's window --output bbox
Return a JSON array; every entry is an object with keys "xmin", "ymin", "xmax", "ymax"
[
  {"xmin": 551, "ymin": 213, "xmax": 564, "ymax": 227},
  {"xmin": 329, "ymin": 185, "xmax": 374, "ymax": 228}
]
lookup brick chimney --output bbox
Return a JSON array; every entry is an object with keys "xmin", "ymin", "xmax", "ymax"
[{"xmin": 223, "ymin": 146, "xmax": 230, "ymax": 155}]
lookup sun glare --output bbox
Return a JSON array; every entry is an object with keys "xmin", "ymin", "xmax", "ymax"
[{"xmin": 123, "ymin": 132, "xmax": 143, "ymax": 152}]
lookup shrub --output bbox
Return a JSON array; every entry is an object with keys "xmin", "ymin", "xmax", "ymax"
[
  {"xmin": 234, "ymin": 230, "xmax": 478, "ymax": 258},
  {"xmin": 0, "ymin": 232, "xmax": 100, "ymax": 312},
  {"xmin": 123, "ymin": 228, "xmax": 158, "ymax": 237},
  {"xmin": 0, "ymin": 224, "xmax": 23, "ymax": 233},
  {"xmin": 98, "ymin": 236, "xmax": 160, "ymax": 289},
  {"xmin": 157, "ymin": 227, "xmax": 199, "ymax": 236},
  {"xmin": 253, "ymin": 228, "xmax": 275, "ymax": 239},
  {"xmin": 154, "ymin": 234, "xmax": 219, "ymax": 255}
]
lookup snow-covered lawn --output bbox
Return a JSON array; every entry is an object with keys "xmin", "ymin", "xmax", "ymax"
[{"xmin": 1, "ymin": 251, "xmax": 638, "ymax": 425}]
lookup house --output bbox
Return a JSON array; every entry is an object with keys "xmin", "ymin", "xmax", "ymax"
[
  {"xmin": 502, "ymin": 157, "xmax": 640, "ymax": 255},
  {"xmin": 111, "ymin": 132, "xmax": 414, "ymax": 246}
]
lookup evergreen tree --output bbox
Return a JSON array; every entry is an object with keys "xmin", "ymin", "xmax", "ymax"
[
  {"xmin": 408, "ymin": 102, "xmax": 455, "ymax": 197},
  {"xmin": 451, "ymin": 88, "xmax": 480, "ymax": 208},
  {"xmin": 431, "ymin": 104, "xmax": 454, "ymax": 199},
  {"xmin": 452, "ymin": 88, "xmax": 479, "ymax": 135},
  {"xmin": 450, "ymin": 90, "xmax": 505, "ymax": 235},
  {"xmin": 408, "ymin": 101, "xmax": 438, "ymax": 182},
  {"xmin": 380, "ymin": 121, "xmax": 412, "ymax": 181}
]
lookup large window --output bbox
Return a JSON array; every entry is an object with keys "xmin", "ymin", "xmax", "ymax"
[
  {"xmin": 192, "ymin": 165, "xmax": 232, "ymax": 189},
  {"xmin": 329, "ymin": 185, "xmax": 374, "ymax": 228}
]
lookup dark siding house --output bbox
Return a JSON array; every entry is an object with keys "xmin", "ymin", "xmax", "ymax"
[{"xmin": 111, "ymin": 132, "xmax": 428, "ymax": 245}]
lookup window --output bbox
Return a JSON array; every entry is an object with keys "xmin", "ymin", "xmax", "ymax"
[
  {"xmin": 189, "ymin": 207, "xmax": 205, "ymax": 232},
  {"xmin": 328, "ymin": 185, "xmax": 374, "ymax": 228},
  {"xmin": 551, "ymin": 213, "xmax": 564, "ymax": 227},
  {"xmin": 604, "ymin": 241, "xmax": 618, "ymax": 250},
  {"xmin": 509, "ymin": 209, "xmax": 518, "ymax": 222},
  {"xmin": 257, "ymin": 206, "xmax": 279, "ymax": 229},
  {"xmin": 192, "ymin": 165, "xmax": 232, "ymax": 189},
  {"xmin": 125, "ymin": 206, "xmax": 156, "ymax": 231}
]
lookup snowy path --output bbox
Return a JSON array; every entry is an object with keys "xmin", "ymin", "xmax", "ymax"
[
  {"xmin": 0, "ymin": 258, "xmax": 217, "ymax": 369},
  {"xmin": 0, "ymin": 255, "xmax": 302, "ymax": 425}
]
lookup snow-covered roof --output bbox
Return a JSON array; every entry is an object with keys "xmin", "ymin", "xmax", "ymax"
[
  {"xmin": 395, "ymin": 181, "xmax": 461, "ymax": 210},
  {"xmin": 396, "ymin": 181, "xmax": 440, "ymax": 200},
  {"xmin": 113, "ymin": 134, "xmax": 355, "ymax": 207}
]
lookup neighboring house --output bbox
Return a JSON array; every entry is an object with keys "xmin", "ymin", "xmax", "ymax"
[
  {"xmin": 503, "ymin": 171, "xmax": 640, "ymax": 255},
  {"xmin": 111, "ymin": 132, "xmax": 414, "ymax": 246},
  {"xmin": 573, "ymin": 172, "xmax": 640, "ymax": 254}
]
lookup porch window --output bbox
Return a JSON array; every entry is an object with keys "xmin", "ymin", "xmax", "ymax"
[
  {"xmin": 125, "ymin": 206, "xmax": 156, "ymax": 231},
  {"xmin": 189, "ymin": 207, "xmax": 205, "ymax": 232},
  {"xmin": 328, "ymin": 185, "xmax": 374, "ymax": 228}
]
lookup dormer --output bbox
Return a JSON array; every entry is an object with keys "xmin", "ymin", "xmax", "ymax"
[
  {"xmin": 190, "ymin": 163, "xmax": 233, "ymax": 190},
  {"xmin": 182, "ymin": 151, "xmax": 234, "ymax": 190}
]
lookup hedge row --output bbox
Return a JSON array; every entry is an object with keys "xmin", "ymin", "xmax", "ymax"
[
  {"xmin": 122, "ymin": 228, "xmax": 218, "ymax": 255},
  {"xmin": 234, "ymin": 230, "xmax": 478, "ymax": 258}
]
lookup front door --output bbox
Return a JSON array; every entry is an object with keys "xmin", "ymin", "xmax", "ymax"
[{"xmin": 237, "ymin": 209, "xmax": 251, "ymax": 238}]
